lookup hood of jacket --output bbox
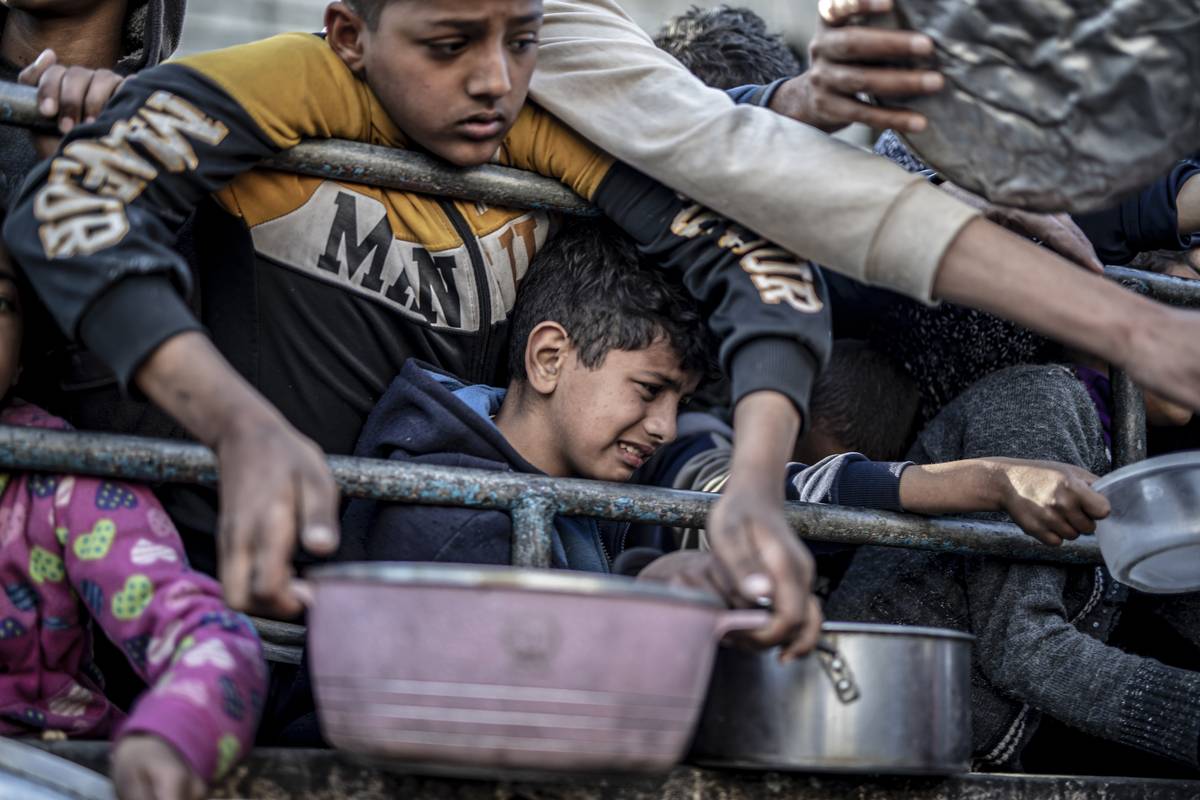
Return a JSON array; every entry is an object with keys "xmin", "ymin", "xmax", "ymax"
[{"xmin": 345, "ymin": 360, "xmax": 615, "ymax": 572}]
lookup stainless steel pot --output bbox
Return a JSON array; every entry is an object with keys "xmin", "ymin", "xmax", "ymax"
[{"xmin": 690, "ymin": 622, "xmax": 972, "ymax": 775}]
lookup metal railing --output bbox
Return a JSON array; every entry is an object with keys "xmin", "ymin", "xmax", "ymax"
[{"xmin": 4, "ymin": 78, "xmax": 1200, "ymax": 656}]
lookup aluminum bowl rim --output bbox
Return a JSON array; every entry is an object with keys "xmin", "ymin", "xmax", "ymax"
[
  {"xmin": 1092, "ymin": 449, "xmax": 1200, "ymax": 494},
  {"xmin": 308, "ymin": 562, "xmax": 724, "ymax": 609},
  {"xmin": 818, "ymin": 621, "xmax": 974, "ymax": 642}
]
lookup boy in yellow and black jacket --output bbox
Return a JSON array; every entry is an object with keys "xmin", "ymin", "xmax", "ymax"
[{"xmin": 5, "ymin": 27, "xmax": 829, "ymax": 458}]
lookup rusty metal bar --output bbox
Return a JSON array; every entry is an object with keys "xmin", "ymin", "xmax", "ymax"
[
  {"xmin": 0, "ymin": 425, "xmax": 1102, "ymax": 566},
  {"xmin": 1111, "ymin": 367, "xmax": 1148, "ymax": 469},
  {"xmin": 1105, "ymin": 265, "xmax": 1200, "ymax": 308},
  {"xmin": 510, "ymin": 495, "xmax": 557, "ymax": 568},
  {"xmin": 1107, "ymin": 271, "xmax": 1151, "ymax": 469},
  {"xmin": 0, "ymin": 81, "xmax": 595, "ymax": 216}
]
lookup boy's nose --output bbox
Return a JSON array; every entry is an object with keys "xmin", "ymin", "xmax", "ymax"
[
  {"xmin": 644, "ymin": 406, "xmax": 677, "ymax": 445},
  {"xmin": 467, "ymin": 46, "xmax": 513, "ymax": 100}
]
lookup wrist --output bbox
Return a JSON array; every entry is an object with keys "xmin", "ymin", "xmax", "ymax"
[
  {"xmin": 973, "ymin": 458, "xmax": 1013, "ymax": 511},
  {"xmin": 768, "ymin": 76, "xmax": 821, "ymax": 130}
]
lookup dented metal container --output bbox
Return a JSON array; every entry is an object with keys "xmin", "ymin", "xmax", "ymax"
[{"xmin": 691, "ymin": 622, "xmax": 973, "ymax": 775}]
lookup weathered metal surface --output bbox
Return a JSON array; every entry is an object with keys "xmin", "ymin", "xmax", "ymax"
[
  {"xmin": 267, "ymin": 139, "xmax": 596, "ymax": 215},
  {"xmin": 0, "ymin": 426, "xmax": 1103, "ymax": 566},
  {"xmin": 0, "ymin": 81, "xmax": 55, "ymax": 131},
  {"xmin": 510, "ymin": 494, "xmax": 558, "ymax": 568},
  {"xmin": 0, "ymin": 80, "xmax": 595, "ymax": 216},
  {"xmin": 882, "ymin": 1, "xmax": 1200, "ymax": 213},
  {"xmin": 1111, "ymin": 368, "xmax": 1148, "ymax": 470},
  {"xmin": 32, "ymin": 742, "xmax": 1200, "ymax": 800},
  {"xmin": 1105, "ymin": 266, "xmax": 1200, "ymax": 308}
]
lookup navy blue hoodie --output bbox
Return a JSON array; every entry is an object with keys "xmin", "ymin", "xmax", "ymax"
[{"xmin": 339, "ymin": 361, "xmax": 619, "ymax": 572}]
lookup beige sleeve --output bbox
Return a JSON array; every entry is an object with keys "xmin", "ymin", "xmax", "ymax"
[{"xmin": 533, "ymin": 0, "xmax": 981, "ymax": 303}]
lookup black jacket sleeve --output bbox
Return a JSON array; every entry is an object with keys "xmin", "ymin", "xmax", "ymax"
[
  {"xmin": 592, "ymin": 162, "xmax": 832, "ymax": 429},
  {"xmin": 2, "ymin": 64, "xmax": 279, "ymax": 386},
  {"xmin": 1073, "ymin": 157, "xmax": 1200, "ymax": 264}
]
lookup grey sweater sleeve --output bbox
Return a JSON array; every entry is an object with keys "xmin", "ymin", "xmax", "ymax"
[{"xmin": 929, "ymin": 365, "xmax": 1200, "ymax": 767}]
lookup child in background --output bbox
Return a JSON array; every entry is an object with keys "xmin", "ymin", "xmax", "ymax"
[
  {"xmin": 0, "ymin": 253, "xmax": 264, "ymax": 799},
  {"xmin": 827, "ymin": 254, "xmax": 1200, "ymax": 772}
]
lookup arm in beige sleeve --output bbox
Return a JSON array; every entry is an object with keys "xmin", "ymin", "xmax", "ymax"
[{"xmin": 534, "ymin": 0, "xmax": 980, "ymax": 302}]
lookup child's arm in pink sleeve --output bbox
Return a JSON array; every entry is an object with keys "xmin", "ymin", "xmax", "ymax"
[{"xmin": 57, "ymin": 476, "xmax": 267, "ymax": 782}]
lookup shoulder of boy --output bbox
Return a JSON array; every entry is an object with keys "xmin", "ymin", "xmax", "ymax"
[{"xmin": 174, "ymin": 32, "xmax": 375, "ymax": 148}]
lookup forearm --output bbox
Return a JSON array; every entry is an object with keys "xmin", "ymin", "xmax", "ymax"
[
  {"xmin": 135, "ymin": 331, "xmax": 290, "ymax": 448},
  {"xmin": 726, "ymin": 390, "xmax": 800, "ymax": 499},
  {"xmin": 1178, "ymin": 173, "xmax": 1200, "ymax": 235},
  {"xmin": 535, "ymin": 0, "xmax": 980, "ymax": 301},
  {"xmin": 898, "ymin": 459, "xmax": 1005, "ymax": 515},
  {"xmin": 933, "ymin": 218, "xmax": 1143, "ymax": 366}
]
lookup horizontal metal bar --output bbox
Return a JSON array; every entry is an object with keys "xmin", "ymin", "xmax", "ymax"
[
  {"xmin": 0, "ymin": 81, "xmax": 596, "ymax": 216},
  {"xmin": 0, "ymin": 425, "xmax": 1101, "ymax": 566},
  {"xmin": 1105, "ymin": 265, "xmax": 1200, "ymax": 307},
  {"xmin": 5, "ymin": 79, "xmax": 1200, "ymax": 298}
]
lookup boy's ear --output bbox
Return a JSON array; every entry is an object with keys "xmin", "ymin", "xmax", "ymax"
[
  {"xmin": 525, "ymin": 321, "xmax": 570, "ymax": 397},
  {"xmin": 325, "ymin": 2, "xmax": 369, "ymax": 76}
]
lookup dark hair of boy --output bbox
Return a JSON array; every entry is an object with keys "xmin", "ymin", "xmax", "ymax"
[
  {"xmin": 653, "ymin": 4, "xmax": 801, "ymax": 89},
  {"xmin": 339, "ymin": 0, "xmax": 384, "ymax": 29},
  {"xmin": 802, "ymin": 339, "xmax": 920, "ymax": 463},
  {"xmin": 506, "ymin": 219, "xmax": 714, "ymax": 385}
]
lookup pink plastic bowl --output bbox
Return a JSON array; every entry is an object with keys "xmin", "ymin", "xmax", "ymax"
[{"xmin": 307, "ymin": 563, "xmax": 764, "ymax": 774}]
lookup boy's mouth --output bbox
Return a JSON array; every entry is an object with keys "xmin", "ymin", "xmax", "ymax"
[
  {"xmin": 616, "ymin": 440, "xmax": 655, "ymax": 470},
  {"xmin": 456, "ymin": 111, "xmax": 507, "ymax": 141}
]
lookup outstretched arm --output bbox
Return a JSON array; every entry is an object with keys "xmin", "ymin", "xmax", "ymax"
[{"xmin": 934, "ymin": 218, "xmax": 1200, "ymax": 412}]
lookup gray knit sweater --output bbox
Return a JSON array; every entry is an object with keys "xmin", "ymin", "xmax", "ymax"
[{"xmin": 826, "ymin": 363, "xmax": 1200, "ymax": 770}]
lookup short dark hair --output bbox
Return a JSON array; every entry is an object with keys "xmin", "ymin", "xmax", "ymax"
[
  {"xmin": 654, "ymin": 5, "xmax": 801, "ymax": 89},
  {"xmin": 507, "ymin": 219, "xmax": 713, "ymax": 383},
  {"xmin": 342, "ymin": 0, "xmax": 386, "ymax": 29},
  {"xmin": 809, "ymin": 340, "xmax": 920, "ymax": 462}
]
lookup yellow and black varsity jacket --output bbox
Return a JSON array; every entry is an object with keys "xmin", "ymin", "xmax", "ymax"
[{"xmin": 5, "ymin": 33, "xmax": 831, "ymax": 458}]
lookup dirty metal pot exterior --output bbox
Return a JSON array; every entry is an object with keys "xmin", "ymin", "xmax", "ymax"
[
  {"xmin": 691, "ymin": 622, "xmax": 973, "ymax": 775},
  {"xmin": 308, "ymin": 563, "xmax": 764, "ymax": 773}
]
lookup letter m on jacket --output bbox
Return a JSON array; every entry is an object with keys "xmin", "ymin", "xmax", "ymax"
[{"xmin": 318, "ymin": 191, "xmax": 392, "ymax": 290}]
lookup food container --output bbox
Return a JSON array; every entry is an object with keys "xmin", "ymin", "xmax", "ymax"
[
  {"xmin": 691, "ymin": 622, "xmax": 973, "ymax": 775},
  {"xmin": 869, "ymin": 2, "xmax": 1200, "ymax": 213},
  {"xmin": 1094, "ymin": 450, "xmax": 1200, "ymax": 593},
  {"xmin": 307, "ymin": 563, "xmax": 766, "ymax": 774}
]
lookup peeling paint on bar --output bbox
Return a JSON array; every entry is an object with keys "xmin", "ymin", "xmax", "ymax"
[{"xmin": 0, "ymin": 426, "xmax": 1102, "ymax": 567}]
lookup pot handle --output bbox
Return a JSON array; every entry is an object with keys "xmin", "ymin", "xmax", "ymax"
[
  {"xmin": 815, "ymin": 639, "xmax": 861, "ymax": 705},
  {"xmin": 712, "ymin": 609, "xmax": 772, "ymax": 639}
]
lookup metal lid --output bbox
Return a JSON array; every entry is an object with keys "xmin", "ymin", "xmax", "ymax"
[
  {"xmin": 308, "ymin": 562, "xmax": 725, "ymax": 609},
  {"xmin": 821, "ymin": 621, "xmax": 975, "ymax": 642},
  {"xmin": 1093, "ymin": 449, "xmax": 1200, "ymax": 494}
]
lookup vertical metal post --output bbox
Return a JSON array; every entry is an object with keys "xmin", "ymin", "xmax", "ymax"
[
  {"xmin": 1110, "ymin": 367, "xmax": 1147, "ymax": 469},
  {"xmin": 510, "ymin": 495, "xmax": 556, "ymax": 568},
  {"xmin": 1109, "ymin": 273, "xmax": 1150, "ymax": 471}
]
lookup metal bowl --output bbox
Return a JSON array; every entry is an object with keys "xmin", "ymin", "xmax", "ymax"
[
  {"xmin": 1094, "ymin": 451, "xmax": 1200, "ymax": 593},
  {"xmin": 690, "ymin": 623, "xmax": 973, "ymax": 775},
  {"xmin": 874, "ymin": 1, "xmax": 1200, "ymax": 213}
]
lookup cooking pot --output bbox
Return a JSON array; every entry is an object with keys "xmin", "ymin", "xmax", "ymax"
[
  {"xmin": 872, "ymin": 1, "xmax": 1200, "ymax": 213},
  {"xmin": 308, "ymin": 563, "xmax": 766, "ymax": 773},
  {"xmin": 691, "ymin": 622, "xmax": 972, "ymax": 775},
  {"xmin": 1094, "ymin": 450, "xmax": 1200, "ymax": 593}
]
